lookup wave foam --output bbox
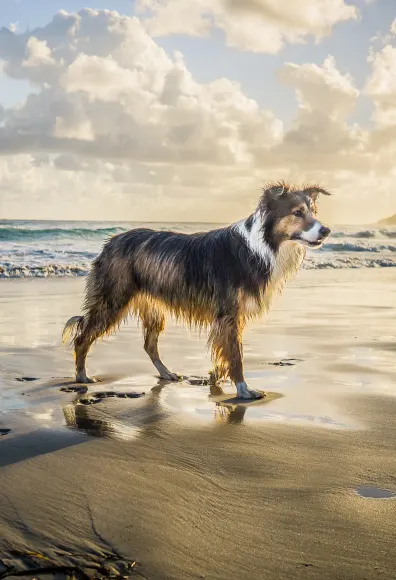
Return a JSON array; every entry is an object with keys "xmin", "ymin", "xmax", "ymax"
[
  {"xmin": 0, "ymin": 264, "xmax": 90, "ymax": 278},
  {"xmin": 2, "ymin": 257, "xmax": 396, "ymax": 278},
  {"xmin": 323, "ymin": 241, "xmax": 396, "ymax": 253},
  {"xmin": 0, "ymin": 226, "xmax": 126, "ymax": 242}
]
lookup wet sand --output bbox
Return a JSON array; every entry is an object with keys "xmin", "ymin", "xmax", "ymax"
[{"xmin": 1, "ymin": 270, "xmax": 396, "ymax": 579}]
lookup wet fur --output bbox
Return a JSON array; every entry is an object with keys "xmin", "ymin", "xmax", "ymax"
[{"xmin": 62, "ymin": 181, "xmax": 330, "ymax": 397}]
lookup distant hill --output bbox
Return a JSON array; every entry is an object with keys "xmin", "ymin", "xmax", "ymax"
[{"xmin": 378, "ymin": 214, "xmax": 396, "ymax": 226}]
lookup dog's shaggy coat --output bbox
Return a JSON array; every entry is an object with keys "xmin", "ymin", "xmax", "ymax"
[{"xmin": 63, "ymin": 182, "xmax": 331, "ymax": 399}]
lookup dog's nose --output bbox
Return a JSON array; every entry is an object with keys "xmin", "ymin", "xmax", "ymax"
[{"xmin": 319, "ymin": 226, "xmax": 331, "ymax": 239}]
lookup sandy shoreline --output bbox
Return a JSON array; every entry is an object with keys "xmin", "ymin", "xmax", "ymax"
[{"xmin": 1, "ymin": 270, "xmax": 396, "ymax": 579}]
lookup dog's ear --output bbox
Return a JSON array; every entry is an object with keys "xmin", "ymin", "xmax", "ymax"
[
  {"xmin": 303, "ymin": 185, "xmax": 331, "ymax": 202},
  {"xmin": 262, "ymin": 181, "xmax": 290, "ymax": 200}
]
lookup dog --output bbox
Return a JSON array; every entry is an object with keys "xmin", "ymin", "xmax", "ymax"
[{"xmin": 62, "ymin": 182, "xmax": 331, "ymax": 400}]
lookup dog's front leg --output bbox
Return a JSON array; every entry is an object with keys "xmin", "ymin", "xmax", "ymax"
[{"xmin": 209, "ymin": 315, "xmax": 265, "ymax": 400}]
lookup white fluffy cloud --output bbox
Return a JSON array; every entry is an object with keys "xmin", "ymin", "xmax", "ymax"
[
  {"xmin": 23, "ymin": 37, "xmax": 56, "ymax": 69},
  {"xmin": 0, "ymin": 8, "xmax": 395, "ymax": 223},
  {"xmin": 279, "ymin": 57, "xmax": 359, "ymax": 120},
  {"xmin": 366, "ymin": 44, "xmax": 396, "ymax": 127},
  {"xmin": 136, "ymin": 0, "xmax": 357, "ymax": 54},
  {"xmin": 364, "ymin": 24, "xmax": 396, "ymax": 172},
  {"xmin": 274, "ymin": 56, "xmax": 368, "ymax": 171},
  {"xmin": 0, "ymin": 10, "xmax": 281, "ymax": 167}
]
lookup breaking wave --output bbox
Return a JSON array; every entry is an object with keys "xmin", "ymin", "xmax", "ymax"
[
  {"xmin": 331, "ymin": 229, "xmax": 396, "ymax": 239},
  {"xmin": 323, "ymin": 241, "xmax": 396, "ymax": 253},
  {"xmin": 0, "ymin": 226, "xmax": 125, "ymax": 242},
  {"xmin": 1, "ymin": 220, "xmax": 396, "ymax": 278},
  {"xmin": 304, "ymin": 257, "xmax": 396, "ymax": 270}
]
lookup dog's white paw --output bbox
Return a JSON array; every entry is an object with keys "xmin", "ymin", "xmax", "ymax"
[{"xmin": 236, "ymin": 382, "xmax": 266, "ymax": 400}]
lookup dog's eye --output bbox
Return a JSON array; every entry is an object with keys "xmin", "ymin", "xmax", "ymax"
[{"xmin": 293, "ymin": 210, "xmax": 304, "ymax": 218}]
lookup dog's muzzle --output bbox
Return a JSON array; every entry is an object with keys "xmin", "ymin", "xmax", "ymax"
[{"xmin": 292, "ymin": 223, "xmax": 331, "ymax": 247}]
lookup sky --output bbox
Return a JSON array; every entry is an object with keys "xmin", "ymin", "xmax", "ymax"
[{"xmin": 0, "ymin": 0, "xmax": 395, "ymax": 224}]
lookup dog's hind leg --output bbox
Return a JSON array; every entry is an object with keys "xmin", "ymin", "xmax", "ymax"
[
  {"xmin": 139, "ymin": 306, "xmax": 182, "ymax": 381},
  {"xmin": 209, "ymin": 315, "xmax": 265, "ymax": 400},
  {"xmin": 73, "ymin": 267, "xmax": 135, "ymax": 383},
  {"xmin": 74, "ymin": 325, "xmax": 101, "ymax": 384},
  {"xmin": 74, "ymin": 303, "xmax": 130, "ymax": 383}
]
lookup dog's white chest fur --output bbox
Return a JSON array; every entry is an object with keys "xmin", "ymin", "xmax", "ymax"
[
  {"xmin": 235, "ymin": 214, "xmax": 305, "ymax": 316},
  {"xmin": 263, "ymin": 242, "xmax": 305, "ymax": 310},
  {"xmin": 235, "ymin": 212, "xmax": 274, "ymax": 266}
]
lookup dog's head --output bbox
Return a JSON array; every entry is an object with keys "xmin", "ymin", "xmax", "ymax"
[{"xmin": 259, "ymin": 182, "xmax": 331, "ymax": 249}]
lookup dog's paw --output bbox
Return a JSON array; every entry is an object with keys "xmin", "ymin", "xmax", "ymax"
[
  {"xmin": 245, "ymin": 389, "xmax": 266, "ymax": 400},
  {"xmin": 76, "ymin": 375, "xmax": 99, "ymax": 384},
  {"xmin": 236, "ymin": 382, "xmax": 266, "ymax": 400},
  {"xmin": 238, "ymin": 389, "xmax": 266, "ymax": 400},
  {"xmin": 159, "ymin": 371, "xmax": 183, "ymax": 382}
]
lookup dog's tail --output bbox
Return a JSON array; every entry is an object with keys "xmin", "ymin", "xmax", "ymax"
[{"xmin": 62, "ymin": 315, "xmax": 84, "ymax": 345}]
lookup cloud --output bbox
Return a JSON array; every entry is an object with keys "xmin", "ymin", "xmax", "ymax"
[
  {"xmin": 0, "ymin": 8, "xmax": 395, "ymax": 224},
  {"xmin": 136, "ymin": 0, "xmax": 358, "ymax": 53},
  {"xmin": 366, "ymin": 44, "xmax": 396, "ymax": 127},
  {"xmin": 273, "ymin": 56, "xmax": 368, "ymax": 171},
  {"xmin": 23, "ymin": 37, "xmax": 56, "ymax": 68},
  {"xmin": 279, "ymin": 56, "xmax": 359, "ymax": 120},
  {"xmin": 0, "ymin": 9, "xmax": 281, "ymax": 168},
  {"xmin": 364, "ymin": 20, "xmax": 396, "ymax": 163}
]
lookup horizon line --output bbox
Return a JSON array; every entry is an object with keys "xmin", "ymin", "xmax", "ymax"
[{"xmin": 0, "ymin": 217, "xmax": 389, "ymax": 227}]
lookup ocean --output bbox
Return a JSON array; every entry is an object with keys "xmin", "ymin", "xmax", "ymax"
[{"xmin": 1, "ymin": 220, "xmax": 396, "ymax": 278}]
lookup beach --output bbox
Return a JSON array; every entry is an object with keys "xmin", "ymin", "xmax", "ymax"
[{"xmin": 1, "ymin": 268, "xmax": 396, "ymax": 579}]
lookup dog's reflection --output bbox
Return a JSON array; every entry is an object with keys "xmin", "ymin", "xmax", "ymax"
[
  {"xmin": 63, "ymin": 403, "xmax": 142, "ymax": 440},
  {"xmin": 213, "ymin": 403, "xmax": 247, "ymax": 424},
  {"xmin": 62, "ymin": 378, "xmax": 256, "ymax": 438},
  {"xmin": 63, "ymin": 379, "xmax": 174, "ymax": 439},
  {"xmin": 207, "ymin": 383, "xmax": 247, "ymax": 424}
]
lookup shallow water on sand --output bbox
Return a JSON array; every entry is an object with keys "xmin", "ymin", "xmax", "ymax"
[
  {"xmin": 355, "ymin": 486, "xmax": 396, "ymax": 499},
  {"xmin": 1, "ymin": 269, "xmax": 396, "ymax": 440}
]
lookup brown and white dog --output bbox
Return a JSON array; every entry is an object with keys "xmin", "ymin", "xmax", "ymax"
[{"xmin": 62, "ymin": 182, "xmax": 331, "ymax": 400}]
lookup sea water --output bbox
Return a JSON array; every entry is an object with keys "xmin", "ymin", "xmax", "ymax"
[{"xmin": 1, "ymin": 220, "xmax": 395, "ymax": 278}]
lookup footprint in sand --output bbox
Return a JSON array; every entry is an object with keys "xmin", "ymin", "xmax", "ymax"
[
  {"xmin": 268, "ymin": 358, "xmax": 304, "ymax": 367},
  {"xmin": 77, "ymin": 397, "xmax": 104, "ymax": 405},
  {"xmin": 90, "ymin": 391, "xmax": 145, "ymax": 400},
  {"xmin": 187, "ymin": 376, "xmax": 211, "ymax": 386},
  {"xmin": 0, "ymin": 428, "xmax": 11, "ymax": 436},
  {"xmin": 61, "ymin": 390, "xmax": 146, "ymax": 405},
  {"xmin": 114, "ymin": 392, "xmax": 146, "ymax": 399},
  {"xmin": 14, "ymin": 376, "xmax": 39, "ymax": 382},
  {"xmin": 59, "ymin": 385, "xmax": 88, "ymax": 394}
]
